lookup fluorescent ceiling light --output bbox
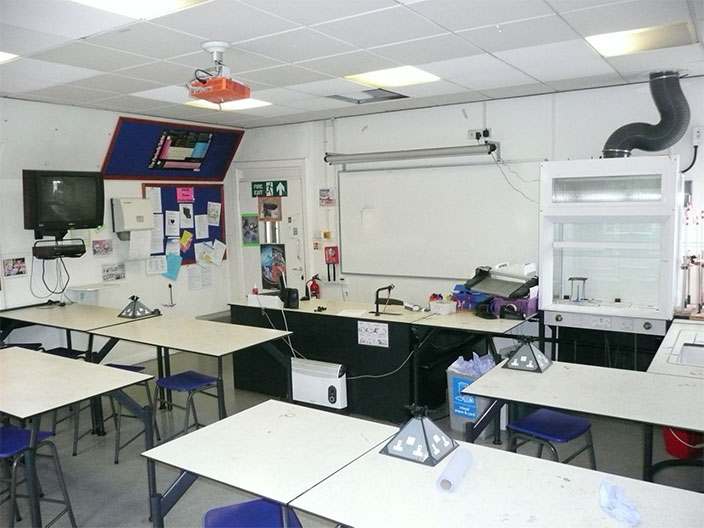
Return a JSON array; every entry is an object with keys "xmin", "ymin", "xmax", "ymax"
[
  {"xmin": 186, "ymin": 98, "xmax": 272, "ymax": 111},
  {"xmin": 586, "ymin": 22, "xmax": 697, "ymax": 57},
  {"xmin": 68, "ymin": 0, "xmax": 205, "ymax": 19},
  {"xmin": 345, "ymin": 66, "xmax": 440, "ymax": 88},
  {"xmin": 0, "ymin": 51, "xmax": 19, "ymax": 65}
]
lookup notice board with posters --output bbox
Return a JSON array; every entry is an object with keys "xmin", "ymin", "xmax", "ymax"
[{"xmin": 142, "ymin": 183, "xmax": 226, "ymax": 265}]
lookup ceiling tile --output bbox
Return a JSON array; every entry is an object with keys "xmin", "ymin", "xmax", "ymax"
[
  {"xmin": 245, "ymin": 87, "xmax": 311, "ymax": 103},
  {"xmin": 130, "ymin": 85, "xmax": 191, "ymax": 104},
  {"xmin": 114, "ymin": 61, "xmax": 197, "ymax": 85},
  {"xmin": 239, "ymin": 65, "xmax": 332, "ymax": 87},
  {"xmin": 286, "ymin": 97, "xmax": 356, "ymax": 111},
  {"xmin": 371, "ymin": 34, "xmax": 482, "ymax": 64},
  {"xmin": 140, "ymin": 104, "xmax": 216, "ymax": 121},
  {"xmin": 2, "ymin": 0, "xmax": 135, "ymax": 39},
  {"xmin": 478, "ymin": 83, "xmax": 555, "ymax": 99},
  {"xmin": 287, "ymin": 78, "xmax": 371, "ymax": 96},
  {"xmin": 66, "ymin": 74, "xmax": 166, "ymax": 94},
  {"xmin": 86, "ymin": 95, "xmax": 169, "ymax": 111},
  {"xmin": 560, "ymin": 0, "xmax": 693, "ymax": 36},
  {"xmin": 0, "ymin": 23, "xmax": 71, "ymax": 56},
  {"xmin": 86, "ymin": 22, "xmax": 205, "ymax": 60},
  {"xmin": 606, "ymin": 44, "xmax": 704, "ymax": 77},
  {"xmin": 495, "ymin": 40, "xmax": 616, "ymax": 81},
  {"xmin": 298, "ymin": 51, "xmax": 399, "ymax": 77},
  {"xmin": 406, "ymin": 0, "xmax": 554, "ymax": 31},
  {"xmin": 313, "ymin": 6, "xmax": 445, "ymax": 48},
  {"xmin": 168, "ymin": 48, "xmax": 284, "ymax": 73},
  {"xmin": 544, "ymin": 73, "xmax": 625, "ymax": 91},
  {"xmin": 235, "ymin": 28, "xmax": 357, "ymax": 63},
  {"xmin": 457, "ymin": 15, "xmax": 579, "ymax": 52},
  {"xmin": 421, "ymin": 55, "xmax": 537, "ymax": 90},
  {"xmin": 393, "ymin": 80, "xmax": 469, "ymax": 97},
  {"xmin": 151, "ymin": 0, "xmax": 298, "ymax": 43},
  {"xmin": 239, "ymin": 0, "xmax": 397, "ymax": 26},
  {"xmin": 545, "ymin": 0, "xmax": 628, "ymax": 13},
  {"xmin": 29, "ymin": 41, "xmax": 153, "ymax": 71},
  {"xmin": 23, "ymin": 84, "xmax": 118, "ymax": 103},
  {"xmin": 0, "ymin": 58, "xmax": 100, "ymax": 94}
]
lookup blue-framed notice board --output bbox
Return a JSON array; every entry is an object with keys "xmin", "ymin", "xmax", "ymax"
[
  {"xmin": 103, "ymin": 117, "xmax": 243, "ymax": 180},
  {"xmin": 142, "ymin": 183, "xmax": 226, "ymax": 265}
]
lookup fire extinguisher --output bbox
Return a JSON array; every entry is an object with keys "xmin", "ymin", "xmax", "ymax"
[{"xmin": 304, "ymin": 274, "xmax": 321, "ymax": 300}]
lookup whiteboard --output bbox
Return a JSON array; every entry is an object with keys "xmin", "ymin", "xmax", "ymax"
[{"xmin": 339, "ymin": 163, "xmax": 540, "ymax": 279}]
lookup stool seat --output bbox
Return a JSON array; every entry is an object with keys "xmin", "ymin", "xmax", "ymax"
[
  {"xmin": 157, "ymin": 370, "xmax": 217, "ymax": 392},
  {"xmin": 507, "ymin": 408, "xmax": 591, "ymax": 443},
  {"xmin": 44, "ymin": 347, "xmax": 84, "ymax": 359},
  {"xmin": 106, "ymin": 363, "xmax": 146, "ymax": 373},
  {"xmin": 0, "ymin": 427, "xmax": 52, "ymax": 457},
  {"xmin": 203, "ymin": 499, "xmax": 302, "ymax": 528}
]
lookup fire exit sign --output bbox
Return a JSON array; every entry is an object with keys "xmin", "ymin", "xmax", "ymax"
[{"xmin": 251, "ymin": 181, "xmax": 288, "ymax": 197}]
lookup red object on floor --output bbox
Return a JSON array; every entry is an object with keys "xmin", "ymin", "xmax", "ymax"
[{"xmin": 663, "ymin": 428, "xmax": 704, "ymax": 459}]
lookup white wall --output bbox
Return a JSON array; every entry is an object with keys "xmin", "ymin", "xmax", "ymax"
[
  {"xmin": 0, "ymin": 99, "xmax": 238, "ymax": 362},
  {"xmin": 234, "ymin": 77, "xmax": 704, "ymax": 309},
  {"xmin": 2, "ymin": 77, "xmax": 702, "ymax": 359}
]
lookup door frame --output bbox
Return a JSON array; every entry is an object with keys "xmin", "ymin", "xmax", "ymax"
[{"xmin": 232, "ymin": 159, "xmax": 309, "ymax": 300}]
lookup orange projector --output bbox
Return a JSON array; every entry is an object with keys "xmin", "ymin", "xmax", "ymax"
[{"xmin": 188, "ymin": 77, "xmax": 250, "ymax": 104}]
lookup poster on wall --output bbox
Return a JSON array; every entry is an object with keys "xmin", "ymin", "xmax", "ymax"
[
  {"xmin": 260, "ymin": 244, "xmax": 286, "ymax": 290},
  {"xmin": 258, "ymin": 196, "xmax": 282, "ymax": 222},
  {"xmin": 241, "ymin": 214, "xmax": 259, "ymax": 246},
  {"xmin": 2, "ymin": 257, "xmax": 27, "ymax": 278}
]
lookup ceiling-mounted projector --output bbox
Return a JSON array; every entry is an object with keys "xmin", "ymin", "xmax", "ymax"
[{"xmin": 187, "ymin": 41, "xmax": 251, "ymax": 104}]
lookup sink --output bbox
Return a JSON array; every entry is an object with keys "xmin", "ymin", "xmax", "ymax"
[{"xmin": 678, "ymin": 343, "xmax": 704, "ymax": 367}]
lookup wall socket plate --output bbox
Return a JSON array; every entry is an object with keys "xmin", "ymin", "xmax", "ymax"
[
  {"xmin": 467, "ymin": 128, "xmax": 491, "ymax": 140},
  {"xmin": 693, "ymin": 126, "xmax": 702, "ymax": 146}
]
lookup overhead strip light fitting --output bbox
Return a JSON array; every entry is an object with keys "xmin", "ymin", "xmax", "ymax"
[
  {"xmin": 586, "ymin": 22, "xmax": 697, "ymax": 57},
  {"xmin": 324, "ymin": 143, "xmax": 498, "ymax": 165},
  {"xmin": 345, "ymin": 66, "xmax": 440, "ymax": 88}
]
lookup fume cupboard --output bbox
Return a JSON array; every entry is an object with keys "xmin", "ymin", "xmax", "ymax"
[{"xmin": 539, "ymin": 156, "xmax": 682, "ymax": 336}]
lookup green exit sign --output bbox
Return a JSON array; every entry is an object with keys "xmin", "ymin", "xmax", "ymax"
[{"xmin": 251, "ymin": 181, "xmax": 288, "ymax": 197}]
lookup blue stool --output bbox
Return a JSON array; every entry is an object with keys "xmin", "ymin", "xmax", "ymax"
[
  {"xmin": 507, "ymin": 408, "xmax": 596, "ymax": 469},
  {"xmin": 106, "ymin": 363, "xmax": 161, "ymax": 464},
  {"xmin": 203, "ymin": 498, "xmax": 302, "ymax": 528},
  {"xmin": 155, "ymin": 370, "xmax": 219, "ymax": 439},
  {"xmin": 0, "ymin": 426, "xmax": 77, "ymax": 528}
]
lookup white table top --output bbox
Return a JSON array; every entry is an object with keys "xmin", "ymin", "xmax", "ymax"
[
  {"xmin": 0, "ymin": 347, "xmax": 152, "ymax": 419},
  {"xmin": 142, "ymin": 400, "xmax": 395, "ymax": 504},
  {"xmin": 90, "ymin": 315, "xmax": 291, "ymax": 357},
  {"xmin": 462, "ymin": 360, "xmax": 704, "ymax": 432},
  {"xmin": 1, "ymin": 303, "xmax": 126, "ymax": 332},
  {"xmin": 291, "ymin": 441, "xmax": 704, "ymax": 528},
  {"xmin": 414, "ymin": 310, "xmax": 526, "ymax": 334},
  {"xmin": 232, "ymin": 298, "xmax": 526, "ymax": 334},
  {"xmin": 232, "ymin": 298, "xmax": 432, "ymax": 324},
  {"xmin": 648, "ymin": 320, "xmax": 704, "ymax": 379}
]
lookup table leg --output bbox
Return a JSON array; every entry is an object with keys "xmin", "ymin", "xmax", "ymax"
[
  {"xmin": 216, "ymin": 358, "xmax": 227, "ymax": 419},
  {"xmin": 164, "ymin": 347, "xmax": 173, "ymax": 407},
  {"xmin": 156, "ymin": 346, "xmax": 166, "ymax": 408},
  {"xmin": 26, "ymin": 416, "xmax": 43, "ymax": 527},
  {"xmin": 111, "ymin": 389, "xmax": 155, "ymax": 519},
  {"xmin": 643, "ymin": 423, "xmax": 654, "ymax": 481},
  {"xmin": 150, "ymin": 471, "xmax": 199, "ymax": 528},
  {"xmin": 464, "ymin": 398, "xmax": 505, "ymax": 443}
]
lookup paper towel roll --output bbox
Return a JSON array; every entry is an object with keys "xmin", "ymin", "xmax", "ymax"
[
  {"xmin": 127, "ymin": 230, "xmax": 152, "ymax": 261},
  {"xmin": 436, "ymin": 448, "xmax": 472, "ymax": 492}
]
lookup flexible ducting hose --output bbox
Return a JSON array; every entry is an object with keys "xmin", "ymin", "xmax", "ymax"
[{"xmin": 602, "ymin": 71, "xmax": 690, "ymax": 158}]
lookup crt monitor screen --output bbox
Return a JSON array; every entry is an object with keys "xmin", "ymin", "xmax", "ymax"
[{"xmin": 23, "ymin": 170, "xmax": 104, "ymax": 235}]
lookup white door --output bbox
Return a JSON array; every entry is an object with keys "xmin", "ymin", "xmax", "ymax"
[{"xmin": 237, "ymin": 163, "xmax": 307, "ymax": 296}]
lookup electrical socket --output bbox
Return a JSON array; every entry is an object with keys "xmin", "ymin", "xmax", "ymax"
[
  {"xmin": 693, "ymin": 126, "xmax": 702, "ymax": 146},
  {"xmin": 467, "ymin": 128, "xmax": 491, "ymax": 141}
]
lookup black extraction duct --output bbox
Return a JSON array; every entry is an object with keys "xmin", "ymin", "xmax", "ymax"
[{"xmin": 602, "ymin": 70, "xmax": 690, "ymax": 158}]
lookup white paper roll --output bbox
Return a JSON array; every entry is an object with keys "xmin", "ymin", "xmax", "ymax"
[{"xmin": 436, "ymin": 448, "xmax": 472, "ymax": 493}]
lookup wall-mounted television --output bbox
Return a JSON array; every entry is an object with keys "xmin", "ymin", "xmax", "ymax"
[{"xmin": 23, "ymin": 170, "xmax": 105, "ymax": 240}]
